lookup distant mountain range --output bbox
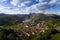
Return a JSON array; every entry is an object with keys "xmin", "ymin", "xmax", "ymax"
[
  {"xmin": 0, "ymin": 13, "xmax": 60, "ymax": 25},
  {"xmin": 30, "ymin": 13, "xmax": 60, "ymax": 20},
  {"xmin": 0, "ymin": 13, "xmax": 30, "ymax": 25}
]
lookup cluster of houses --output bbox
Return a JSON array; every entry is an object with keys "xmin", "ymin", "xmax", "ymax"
[{"xmin": 16, "ymin": 22, "xmax": 48, "ymax": 38}]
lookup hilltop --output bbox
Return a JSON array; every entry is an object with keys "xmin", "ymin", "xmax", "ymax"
[{"xmin": 0, "ymin": 13, "xmax": 60, "ymax": 25}]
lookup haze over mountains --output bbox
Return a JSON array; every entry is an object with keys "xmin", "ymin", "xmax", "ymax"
[{"xmin": 0, "ymin": 13, "xmax": 60, "ymax": 25}]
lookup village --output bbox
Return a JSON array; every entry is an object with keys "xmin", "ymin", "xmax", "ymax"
[{"xmin": 16, "ymin": 21, "xmax": 48, "ymax": 38}]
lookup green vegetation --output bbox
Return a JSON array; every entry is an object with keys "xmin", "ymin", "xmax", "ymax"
[
  {"xmin": 50, "ymin": 33, "xmax": 60, "ymax": 40},
  {"xmin": 0, "ymin": 13, "xmax": 60, "ymax": 40}
]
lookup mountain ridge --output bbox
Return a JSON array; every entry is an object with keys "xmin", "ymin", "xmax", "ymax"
[{"xmin": 0, "ymin": 13, "xmax": 60, "ymax": 25}]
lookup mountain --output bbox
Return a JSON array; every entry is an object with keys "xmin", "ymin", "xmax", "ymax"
[
  {"xmin": 30, "ymin": 13, "xmax": 60, "ymax": 20},
  {"xmin": 0, "ymin": 13, "xmax": 30, "ymax": 25},
  {"xmin": 29, "ymin": 13, "xmax": 60, "ymax": 24},
  {"xmin": 0, "ymin": 13, "xmax": 60, "ymax": 25}
]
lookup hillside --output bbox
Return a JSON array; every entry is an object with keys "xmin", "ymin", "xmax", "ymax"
[
  {"xmin": 0, "ymin": 13, "xmax": 60, "ymax": 26},
  {"xmin": 0, "ymin": 13, "xmax": 30, "ymax": 25},
  {"xmin": 27, "ymin": 13, "xmax": 60, "ymax": 24},
  {"xmin": 0, "ymin": 13, "xmax": 60, "ymax": 40}
]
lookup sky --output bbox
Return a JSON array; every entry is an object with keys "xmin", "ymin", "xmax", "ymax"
[{"xmin": 0, "ymin": 0, "xmax": 60, "ymax": 14}]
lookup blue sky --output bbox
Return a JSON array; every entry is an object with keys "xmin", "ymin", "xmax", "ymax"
[{"xmin": 0, "ymin": 0, "xmax": 60, "ymax": 14}]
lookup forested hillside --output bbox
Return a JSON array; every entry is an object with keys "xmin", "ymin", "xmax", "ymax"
[
  {"xmin": 0, "ymin": 13, "xmax": 60, "ymax": 40},
  {"xmin": 0, "ymin": 13, "xmax": 30, "ymax": 25}
]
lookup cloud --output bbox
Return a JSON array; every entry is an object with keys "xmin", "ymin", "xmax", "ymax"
[
  {"xmin": 24, "ymin": 0, "xmax": 60, "ymax": 13},
  {"xmin": 0, "ymin": 0, "xmax": 7, "ymax": 2},
  {"xmin": 33, "ymin": 0, "xmax": 59, "ymax": 10},
  {"xmin": 10, "ymin": 0, "xmax": 38, "ymax": 8},
  {"xmin": 0, "ymin": 6, "xmax": 30, "ymax": 14},
  {"xmin": 11, "ymin": 0, "xmax": 20, "ymax": 6},
  {"xmin": 0, "ymin": 0, "xmax": 60, "ymax": 14},
  {"xmin": 19, "ymin": 1, "xmax": 32, "ymax": 7},
  {"xmin": 24, "ymin": 0, "xmax": 60, "ymax": 14}
]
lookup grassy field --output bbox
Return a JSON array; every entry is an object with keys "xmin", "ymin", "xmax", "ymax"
[{"xmin": 50, "ymin": 33, "xmax": 60, "ymax": 40}]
